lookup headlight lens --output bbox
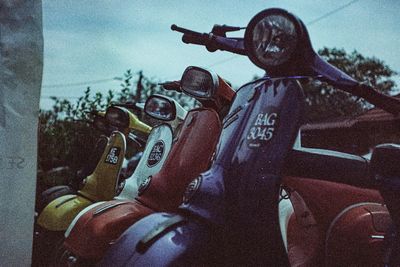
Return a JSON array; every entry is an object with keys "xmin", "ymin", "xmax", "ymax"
[{"xmin": 247, "ymin": 12, "xmax": 298, "ymax": 68}]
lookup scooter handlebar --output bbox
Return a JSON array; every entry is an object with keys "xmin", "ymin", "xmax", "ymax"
[
  {"xmin": 171, "ymin": 24, "xmax": 246, "ymax": 55},
  {"xmin": 349, "ymin": 83, "xmax": 400, "ymax": 116}
]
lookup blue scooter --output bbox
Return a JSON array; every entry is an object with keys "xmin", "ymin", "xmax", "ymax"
[{"xmin": 100, "ymin": 8, "xmax": 400, "ymax": 266}]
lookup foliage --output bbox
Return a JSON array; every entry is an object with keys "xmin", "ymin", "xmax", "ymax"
[
  {"xmin": 303, "ymin": 47, "xmax": 397, "ymax": 122},
  {"xmin": 38, "ymin": 70, "xmax": 195, "ymax": 187},
  {"xmin": 38, "ymin": 48, "xmax": 398, "ymax": 186}
]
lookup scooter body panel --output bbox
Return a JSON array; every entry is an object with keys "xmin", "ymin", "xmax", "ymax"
[
  {"xmin": 37, "ymin": 131, "xmax": 126, "ymax": 232},
  {"xmin": 100, "ymin": 78, "xmax": 304, "ymax": 266},
  {"xmin": 282, "ymin": 176, "xmax": 386, "ymax": 265},
  {"xmin": 64, "ymin": 200, "xmax": 153, "ymax": 260},
  {"xmin": 64, "ymin": 109, "xmax": 221, "ymax": 261},
  {"xmin": 325, "ymin": 202, "xmax": 390, "ymax": 267},
  {"xmin": 37, "ymin": 195, "xmax": 93, "ymax": 231},
  {"xmin": 98, "ymin": 213, "xmax": 214, "ymax": 267},
  {"xmin": 138, "ymin": 108, "xmax": 221, "ymax": 211},
  {"xmin": 115, "ymin": 124, "xmax": 173, "ymax": 200}
]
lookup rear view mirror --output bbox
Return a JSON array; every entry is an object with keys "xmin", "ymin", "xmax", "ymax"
[
  {"xmin": 105, "ymin": 106, "xmax": 132, "ymax": 129},
  {"xmin": 145, "ymin": 95, "xmax": 176, "ymax": 121},
  {"xmin": 180, "ymin": 66, "xmax": 219, "ymax": 100}
]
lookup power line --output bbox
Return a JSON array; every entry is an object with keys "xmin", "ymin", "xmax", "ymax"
[
  {"xmin": 307, "ymin": 0, "xmax": 360, "ymax": 26},
  {"xmin": 41, "ymin": 95, "xmax": 81, "ymax": 99},
  {"xmin": 42, "ymin": 77, "xmax": 120, "ymax": 89}
]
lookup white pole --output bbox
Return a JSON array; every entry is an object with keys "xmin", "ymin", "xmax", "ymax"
[{"xmin": 0, "ymin": 1, "xmax": 43, "ymax": 266}]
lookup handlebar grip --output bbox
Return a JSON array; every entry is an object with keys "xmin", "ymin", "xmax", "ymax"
[
  {"xmin": 182, "ymin": 33, "xmax": 208, "ymax": 46},
  {"xmin": 160, "ymin": 81, "xmax": 181, "ymax": 92},
  {"xmin": 351, "ymin": 84, "xmax": 400, "ymax": 115}
]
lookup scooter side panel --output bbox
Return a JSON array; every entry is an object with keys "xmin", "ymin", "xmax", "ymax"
[
  {"xmin": 182, "ymin": 79, "xmax": 304, "ymax": 265},
  {"xmin": 79, "ymin": 131, "xmax": 126, "ymax": 201},
  {"xmin": 37, "ymin": 195, "xmax": 92, "ymax": 231},
  {"xmin": 64, "ymin": 201, "xmax": 105, "ymax": 237},
  {"xmin": 99, "ymin": 213, "xmax": 217, "ymax": 267},
  {"xmin": 325, "ymin": 203, "xmax": 390, "ymax": 266},
  {"xmin": 138, "ymin": 108, "xmax": 221, "ymax": 211},
  {"xmin": 63, "ymin": 200, "xmax": 153, "ymax": 260},
  {"xmin": 116, "ymin": 124, "xmax": 173, "ymax": 200}
]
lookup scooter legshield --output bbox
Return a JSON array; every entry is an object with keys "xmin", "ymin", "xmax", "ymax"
[
  {"xmin": 115, "ymin": 124, "xmax": 173, "ymax": 200},
  {"xmin": 100, "ymin": 78, "xmax": 304, "ymax": 266},
  {"xmin": 64, "ymin": 109, "xmax": 221, "ymax": 261},
  {"xmin": 137, "ymin": 108, "xmax": 221, "ymax": 211},
  {"xmin": 37, "ymin": 131, "xmax": 126, "ymax": 232},
  {"xmin": 78, "ymin": 131, "xmax": 126, "ymax": 201}
]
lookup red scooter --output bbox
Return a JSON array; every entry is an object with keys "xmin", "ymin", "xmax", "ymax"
[{"xmin": 59, "ymin": 66, "xmax": 234, "ymax": 266}]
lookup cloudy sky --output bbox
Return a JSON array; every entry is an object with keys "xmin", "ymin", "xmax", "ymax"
[{"xmin": 40, "ymin": 0, "xmax": 400, "ymax": 109}]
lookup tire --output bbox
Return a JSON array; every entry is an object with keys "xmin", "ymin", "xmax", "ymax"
[{"xmin": 37, "ymin": 186, "xmax": 75, "ymax": 213}]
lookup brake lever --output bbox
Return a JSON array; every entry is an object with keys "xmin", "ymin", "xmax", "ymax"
[{"xmin": 211, "ymin": 24, "xmax": 246, "ymax": 37}]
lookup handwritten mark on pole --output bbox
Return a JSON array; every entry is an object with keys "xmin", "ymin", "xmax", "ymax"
[{"xmin": 0, "ymin": 156, "xmax": 26, "ymax": 170}]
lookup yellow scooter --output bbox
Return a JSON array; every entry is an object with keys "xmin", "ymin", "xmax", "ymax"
[{"xmin": 32, "ymin": 105, "xmax": 151, "ymax": 266}]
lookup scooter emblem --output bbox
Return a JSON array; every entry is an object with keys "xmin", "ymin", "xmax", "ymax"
[
  {"xmin": 138, "ymin": 176, "xmax": 152, "ymax": 196},
  {"xmin": 147, "ymin": 141, "xmax": 165, "ymax": 167},
  {"xmin": 183, "ymin": 177, "xmax": 202, "ymax": 204}
]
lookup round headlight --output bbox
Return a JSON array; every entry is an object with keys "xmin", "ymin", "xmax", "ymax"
[{"xmin": 245, "ymin": 9, "xmax": 301, "ymax": 71}]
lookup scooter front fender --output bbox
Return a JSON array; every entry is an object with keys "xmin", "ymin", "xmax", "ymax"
[
  {"xmin": 37, "ymin": 194, "xmax": 93, "ymax": 231},
  {"xmin": 99, "ymin": 212, "xmax": 219, "ymax": 267}
]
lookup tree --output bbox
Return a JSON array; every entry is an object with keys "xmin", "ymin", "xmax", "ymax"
[{"xmin": 303, "ymin": 47, "xmax": 397, "ymax": 122}]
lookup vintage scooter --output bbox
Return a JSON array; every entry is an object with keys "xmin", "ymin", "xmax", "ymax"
[
  {"xmin": 35, "ymin": 94, "xmax": 186, "ymax": 266},
  {"xmin": 61, "ymin": 66, "xmax": 235, "ymax": 266},
  {"xmin": 100, "ymin": 8, "xmax": 400, "ymax": 266},
  {"xmin": 32, "ymin": 105, "xmax": 152, "ymax": 266},
  {"xmin": 62, "ymin": 95, "xmax": 188, "ymax": 239},
  {"xmin": 36, "ymin": 109, "xmax": 148, "ymax": 213}
]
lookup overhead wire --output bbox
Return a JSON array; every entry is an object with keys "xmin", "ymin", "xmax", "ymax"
[{"xmin": 41, "ymin": 0, "xmax": 361, "ymax": 99}]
